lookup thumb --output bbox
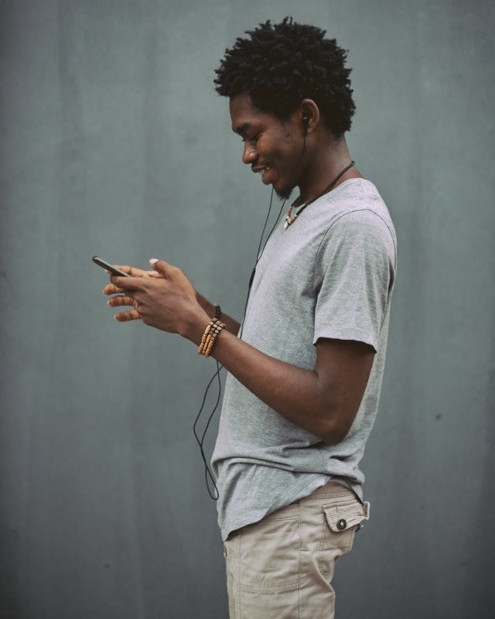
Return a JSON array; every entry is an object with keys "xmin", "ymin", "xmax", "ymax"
[{"xmin": 149, "ymin": 258, "xmax": 171, "ymax": 276}]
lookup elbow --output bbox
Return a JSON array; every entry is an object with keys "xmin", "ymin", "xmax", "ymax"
[
  {"xmin": 316, "ymin": 404, "xmax": 357, "ymax": 446},
  {"xmin": 320, "ymin": 425, "xmax": 349, "ymax": 446}
]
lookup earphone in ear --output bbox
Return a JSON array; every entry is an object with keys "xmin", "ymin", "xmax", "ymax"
[{"xmin": 302, "ymin": 115, "xmax": 309, "ymax": 132}]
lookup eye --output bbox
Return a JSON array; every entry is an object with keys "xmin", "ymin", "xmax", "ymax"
[{"xmin": 242, "ymin": 133, "xmax": 260, "ymax": 145}]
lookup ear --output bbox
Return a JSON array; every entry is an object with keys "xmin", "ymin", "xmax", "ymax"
[{"xmin": 299, "ymin": 99, "xmax": 320, "ymax": 134}]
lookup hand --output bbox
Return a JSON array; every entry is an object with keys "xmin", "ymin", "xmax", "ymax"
[
  {"xmin": 103, "ymin": 263, "xmax": 159, "ymax": 323},
  {"xmin": 106, "ymin": 259, "xmax": 209, "ymax": 338}
]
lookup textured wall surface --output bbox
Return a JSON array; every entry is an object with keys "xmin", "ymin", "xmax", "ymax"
[{"xmin": 1, "ymin": 1, "xmax": 494, "ymax": 618}]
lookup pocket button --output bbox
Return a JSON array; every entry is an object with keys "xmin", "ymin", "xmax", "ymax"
[{"xmin": 337, "ymin": 518, "xmax": 347, "ymax": 530}]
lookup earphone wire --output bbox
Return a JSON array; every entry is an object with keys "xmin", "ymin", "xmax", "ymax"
[
  {"xmin": 241, "ymin": 188, "xmax": 286, "ymax": 334},
  {"xmin": 192, "ymin": 358, "xmax": 222, "ymax": 499},
  {"xmin": 256, "ymin": 186, "xmax": 279, "ymax": 259},
  {"xmin": 193, "ymin": 187, "xmax": 286, "ymax": 499}
]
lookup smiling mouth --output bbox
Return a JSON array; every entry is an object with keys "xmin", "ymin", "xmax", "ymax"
[{"xmin": 252, "ymin": 164, "xmax": 272, "ymax": 182}]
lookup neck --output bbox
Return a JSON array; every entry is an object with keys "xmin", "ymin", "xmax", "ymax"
[{"xmin": 297, "ymin": 137, "xmax": 361, "ymax": 204}]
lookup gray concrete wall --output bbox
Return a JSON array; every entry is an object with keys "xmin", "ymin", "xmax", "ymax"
[{"xmin": 1, "ymin": 1, "xmax": 494, "ymax": 617}]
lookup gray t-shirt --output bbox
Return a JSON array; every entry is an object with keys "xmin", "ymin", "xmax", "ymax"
[{"xmin": 211, "ymin": 179, "xmax": 397, "ymax": 541}]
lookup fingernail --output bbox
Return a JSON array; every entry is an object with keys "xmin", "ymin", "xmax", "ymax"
[{"xmin": 149, "ymin": 258, "xmax": 159, "ymax": 264}]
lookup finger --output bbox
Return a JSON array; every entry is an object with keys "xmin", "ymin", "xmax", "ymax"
[
  {"xmin": 103, "ymin": 283, "xmax": 125, "ymax": 296},
  {"xmin": 107, "ymin": 295, "xmax": 135, "ymax": 308},
  {"xmin": 114, "ymin": 264, "xmax": 150, "ymax": 278},
  {"xmin": 114, "ymin": 309, "xmax": 141, "ymax": 322},
  {"xmin": 109, "ymin": 274, "xmax": 144, "ymax": 291},
  {"xmin": 149, "ymin": 258, "xmax": 175, "ymax": 277}
]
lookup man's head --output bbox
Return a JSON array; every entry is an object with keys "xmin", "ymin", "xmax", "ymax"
[{"xmin": 214, "ymin": 17, "xmax": 355, "ymax": 139}]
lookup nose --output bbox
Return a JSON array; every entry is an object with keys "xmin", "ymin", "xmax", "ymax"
[{"xmin": 242, "ymin": 142, "xmax": 257, "ymax": 165}]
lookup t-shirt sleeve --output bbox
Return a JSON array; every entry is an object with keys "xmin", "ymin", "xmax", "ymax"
[{"xmin": 313, "ymin": 210, "xmax": 396, "ymax": 350}]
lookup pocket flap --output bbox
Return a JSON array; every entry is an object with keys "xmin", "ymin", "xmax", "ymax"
[{"xmin": 323, "ymin": 500, "xmax": 371, "ymax": 532}]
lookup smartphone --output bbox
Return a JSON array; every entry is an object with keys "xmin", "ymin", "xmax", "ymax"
[{"xmin": 92, "ymin": 256, "xmax": 130, "ymax": 277}]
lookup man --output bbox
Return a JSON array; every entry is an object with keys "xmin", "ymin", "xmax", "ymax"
[{"xmin": 103, "ymin": 18, "xmax": 396, "ymax": 618}]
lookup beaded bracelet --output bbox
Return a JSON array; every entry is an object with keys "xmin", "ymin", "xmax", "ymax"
[{"xmin": 198, "ymin": 317, "xmax": 226, "ymax": 357}]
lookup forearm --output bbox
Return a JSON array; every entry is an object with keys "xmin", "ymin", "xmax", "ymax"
[
  {"xmin": 196, "ymin": 293, "xmax": 241, "ymax": 335},
  {"xmin": 214, "ymin": 331, "xmax": 343, "ymax": 442},
  {"xmin": 108, "ymin": 262, "xmax": 369, "ymax": 443},
  {"xmin": 183, "ymin": 314, "xmax": 346, "ymax": 444}
]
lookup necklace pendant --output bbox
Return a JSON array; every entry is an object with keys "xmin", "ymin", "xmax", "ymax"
[
  {"xmin": 284, "ymin": 206, "xmax": 298, "ymax": 229},
  {"xmin": 283, "ymin": 209, "xmax": 292, "ymax": 230},
  {"xmin": 282, "ymin": 161, "xmax": 356, "ymax": 230}
]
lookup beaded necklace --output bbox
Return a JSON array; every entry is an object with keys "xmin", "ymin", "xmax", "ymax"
[{"xmin": 283, "ymin": 160, "xmax": 355, "ymax": 229}]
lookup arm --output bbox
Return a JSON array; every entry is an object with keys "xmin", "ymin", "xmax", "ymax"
[
  {"xmin": 201, "ymin": 329, "xmax": 374, "ymax": 444},
  {"xmin": 104, "ymin": 262, "xmax": 240, "ymax": 335},
  {"xmin": 195, "ymin": 293, "xmax": 241, "ymax": 336},
  {"xmin": 105, "ymin": 260, "xmax": 373, "ymax": 444}
]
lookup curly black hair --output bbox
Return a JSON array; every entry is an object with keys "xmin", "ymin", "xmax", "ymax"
[{"xmin": 214, "ymin": 17, "xmax": 355, "ymax": 137}]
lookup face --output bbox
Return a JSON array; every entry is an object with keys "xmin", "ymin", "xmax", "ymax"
[{"xmin": 229, "ymin": 94, "xmax": 306, "ymax": 200}]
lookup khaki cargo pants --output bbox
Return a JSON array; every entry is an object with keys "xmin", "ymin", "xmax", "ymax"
[{"xmin": 224, "ymin": 482, "xmax": 370, "ymax": 618}]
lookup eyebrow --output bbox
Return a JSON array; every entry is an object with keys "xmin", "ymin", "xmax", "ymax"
[{"xmin": 232, "ymin": 122, "xmax": 252, "ymax": 136}]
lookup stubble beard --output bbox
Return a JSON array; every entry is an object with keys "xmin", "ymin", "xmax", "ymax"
[{"xmin": 275, "ymin": 184, "xmax": 295, "ymax": 202}]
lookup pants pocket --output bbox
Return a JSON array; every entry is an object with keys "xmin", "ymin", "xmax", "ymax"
[
  {"xmin": 238, "ymin": 513, "xmax": 301, "ymax": 593},
  {"xmin": 317, "ymin": 499, "xmax": 370, "ymax": 577}
]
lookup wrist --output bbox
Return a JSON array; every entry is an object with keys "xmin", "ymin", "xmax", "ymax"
[
  {"xmin": 178, "ymin": 307, "xmax": 211, "ymax": 346},
  {"xmin": 197, "ymin": 317, "xmax": 226, "ymax": 357},
  {"xmin": 195, "ymin": 294, "xmax": 222, "ymax": 322},
  {"xmin": 196, "ymin": 293, "xmax": 215, "ymax": 317}
]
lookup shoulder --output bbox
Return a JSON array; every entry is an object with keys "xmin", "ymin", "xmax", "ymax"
[
  {"xmin": 305, "ymin": 181, "xmax": 397, "ymax": 285},
  {"xmin": 318, "ymin": 179, "xmax": 396, "ymax": 257},
  {"xmin": 302, "ymin": 179, "xmax": 395, "ymax": 237},
  {"xmin": 330, "ymin": 179, "xmax": 394, "ymax": 229}
]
